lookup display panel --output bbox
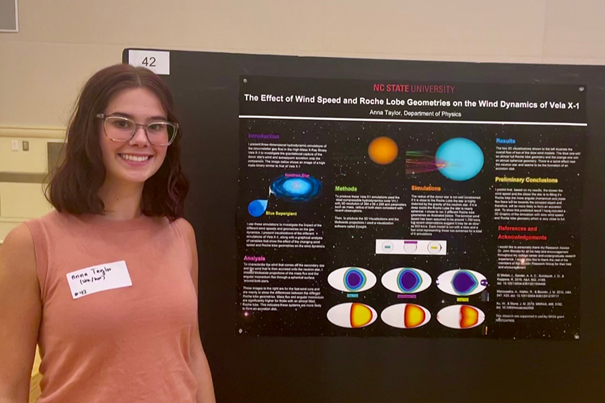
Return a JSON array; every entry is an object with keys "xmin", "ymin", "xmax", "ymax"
[{"xmin": 125, "ymin": 49, "xmax": 605, "ymax": 402}]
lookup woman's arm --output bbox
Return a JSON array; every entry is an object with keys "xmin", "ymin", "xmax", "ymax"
[
  {"xmin": 180, "ymin": 220, "xmax": 216, "ymax": 403},
  {"xmin": 0, "ymin": 224, "xmax": 41, "ymax": 403}
]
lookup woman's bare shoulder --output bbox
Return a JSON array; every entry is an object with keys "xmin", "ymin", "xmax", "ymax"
[
  {"xmin": 0, "ymin": 223, "xmax": 36, "ymax": 278},
  {"xmin": 172, "ymin": 217, "xmax": 196, "ymax": 242}
]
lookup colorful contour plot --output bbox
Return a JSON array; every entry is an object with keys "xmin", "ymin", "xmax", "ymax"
[
  {"xmin": 436, "ymin": 269, "xmax": 488, "ymax": 296},
  {"xmin": 327, "ymin": 302, "xmax": 377, "ymax": 328},
  {"xmin": 381, "ymin": 267, "xmax": 432, "ymax": 294},
  {"xmin": 436, "ymin": 305, "xmax": 485, "ymax": 329},
  {"xmin": 327, "ymin": 267, "xmax": 377, "ymax": 293},
  {"xmin": 381, "ymin": 303, "xmax": 431, "ymax": 329}
]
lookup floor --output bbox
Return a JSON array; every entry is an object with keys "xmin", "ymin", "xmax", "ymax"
[
  {"xmin": 29, "ymin": 347, "xmax": 42, "ymax": 402},
  {"xmin": 29, "ymin": 373, "xmax": 42, "ymax": 403}
]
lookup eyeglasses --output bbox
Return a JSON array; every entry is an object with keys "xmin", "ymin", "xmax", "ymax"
[{"xmin": 96, "ymin": 114, "xmax": 179, "ymax": 146}]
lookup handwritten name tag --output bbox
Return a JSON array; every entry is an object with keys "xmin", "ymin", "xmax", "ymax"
[{"xmin": 66, "ymin": 261, "xmax": 132, "ymax": 299}]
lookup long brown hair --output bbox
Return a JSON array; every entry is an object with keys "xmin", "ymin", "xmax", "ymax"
[{"xmin": 47, "ymin": 64, "xmax": 189, "ymax": 221}]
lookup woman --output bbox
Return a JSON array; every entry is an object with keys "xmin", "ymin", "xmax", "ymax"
[{"xmin": 0, "ymin": 64, "xmax": 216, "ymax": 403}]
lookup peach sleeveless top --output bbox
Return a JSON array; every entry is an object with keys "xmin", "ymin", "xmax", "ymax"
[{"xmin": 26, "ymin": 211, "xmax": 198, "ymax": 403}]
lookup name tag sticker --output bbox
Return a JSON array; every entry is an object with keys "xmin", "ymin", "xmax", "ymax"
[{"xmin": 66, "ymin": 261, "xmax": 132, "ymax": 299}]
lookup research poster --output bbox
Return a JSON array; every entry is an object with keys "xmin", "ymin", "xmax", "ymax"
[{"xmin": 236, "ymin": 76, "xmax": 586, "ymax": 339}]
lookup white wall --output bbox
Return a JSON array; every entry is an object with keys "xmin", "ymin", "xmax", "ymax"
[
  {"xmin": 0, "ymin": 0, "xmax": 603, "ymax": 379},
  {"xmin": 0, "ymin": 0, "xmax": 604, "ymax": 239},
  {"xmin": 1, "ymin": 0, "xmax": 604, "ymax": 128}
]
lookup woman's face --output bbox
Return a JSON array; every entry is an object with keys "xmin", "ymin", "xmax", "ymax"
[{"xmin": 99, "ymin": 87, "xmax": 169, "ymax": 186}]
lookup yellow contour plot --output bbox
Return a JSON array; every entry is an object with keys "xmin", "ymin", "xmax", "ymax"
[
  {"xmin": 351, "ymin": 303, "xmax": 373, "ymax": 328},
  {"xmin": 460, "ymin": 305, "xmax": 479, "ymax": 328},
  {"xmin": 404, "ymin": 304, "xmax": 426, "ymax": 328}
]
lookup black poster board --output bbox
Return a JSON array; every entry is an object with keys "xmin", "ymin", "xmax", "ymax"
[{"xmin": 125, "ymin": 49, "xmax": 605, "ymax": 403}]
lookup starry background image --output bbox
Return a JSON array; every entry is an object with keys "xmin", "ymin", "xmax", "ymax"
[
  {"xmin": 487, "ymin": 124, "xmax": 585, "ymax": 339},
  {"xmin": 326, "ymin": 121, "xmax": 496, "ymax": 338},
  {"xmin": 237, "ymin": 118, "xmax": 584, "ymax": 338},
  {"xmin": 237, "ymin": 119, "xmax": 332, "ymax": 336},
  {"xmin": 236, "ymin": 69, "xmax": 585, "ymax": 340}
]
